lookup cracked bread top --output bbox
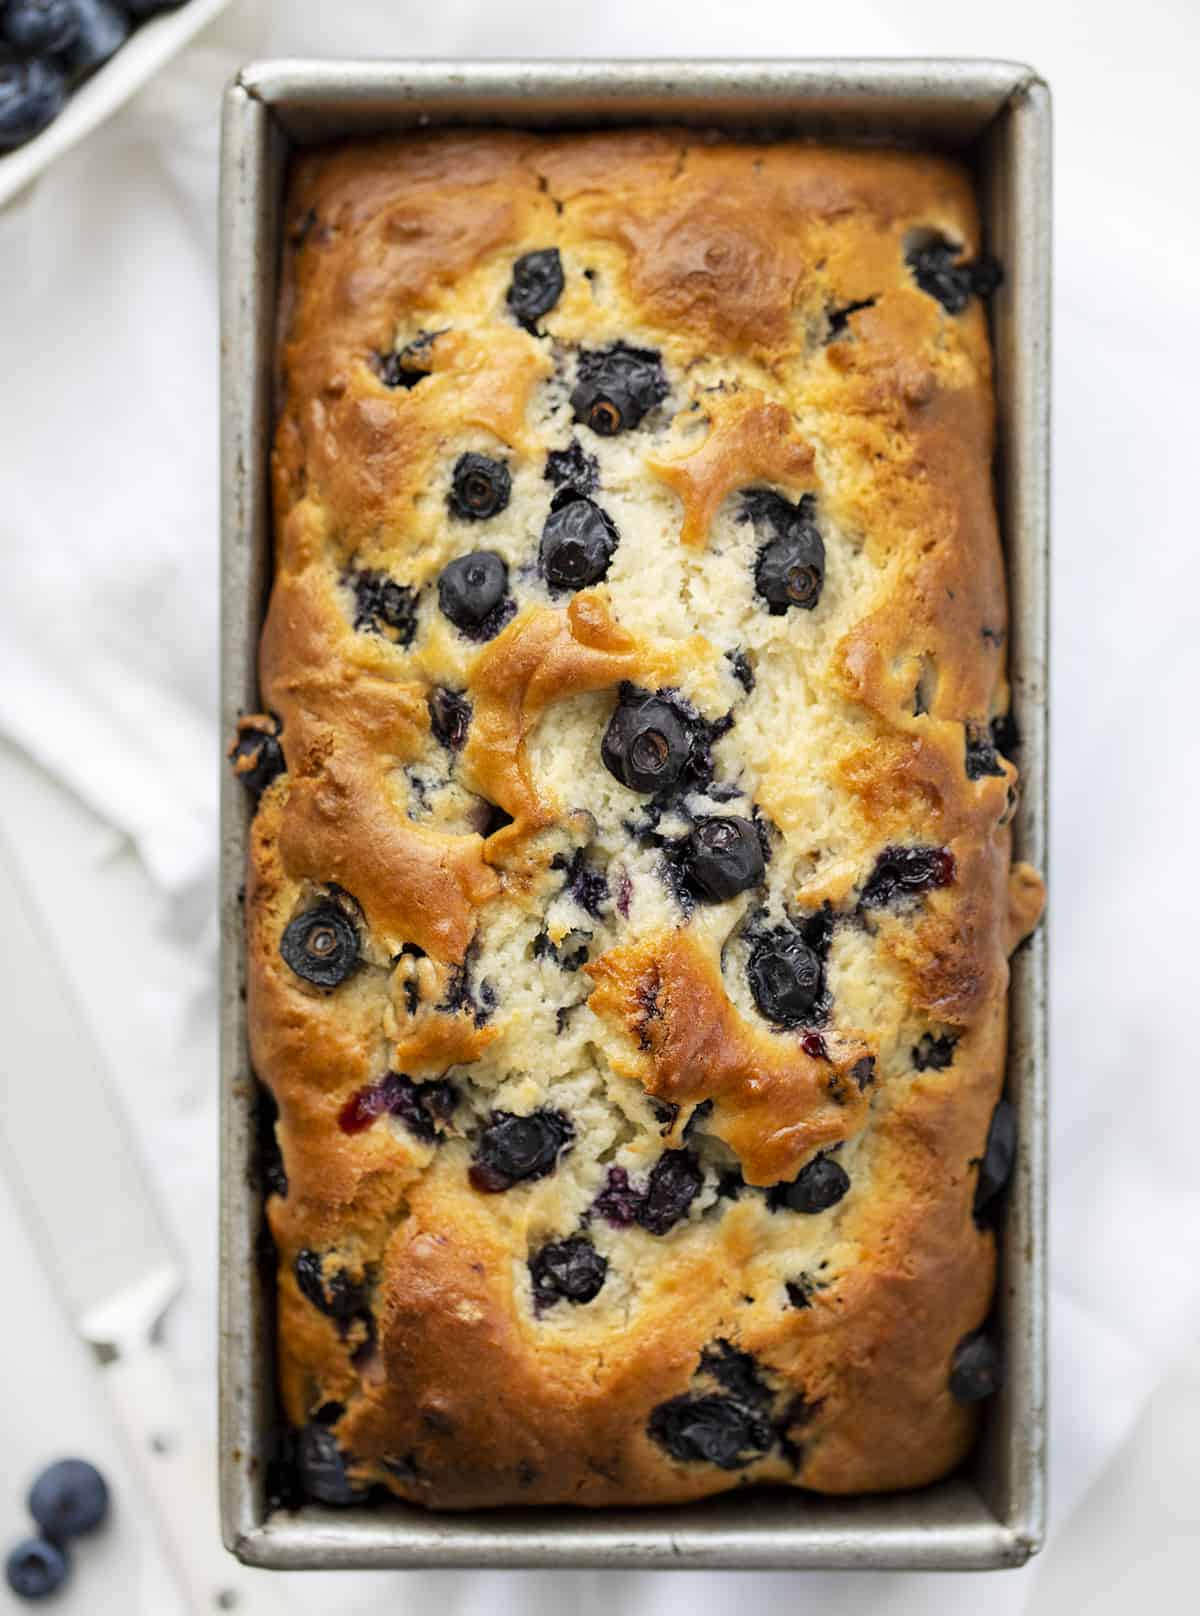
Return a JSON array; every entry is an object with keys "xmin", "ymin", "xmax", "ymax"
[{"xmin": 239, "ymin": 128, "xmax": 1045, "ymax": 1510}]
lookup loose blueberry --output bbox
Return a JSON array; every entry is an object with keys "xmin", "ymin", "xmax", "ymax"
[
  {"xmin": 913, "ymin": 1032, "xmax": 958, "ymax": 1071},
  {"xmin": 293, "ymin": 1250, "xmax": 368, "ymax": 1321},
  {"xmin": 740, "ymin": 490, "xmax": 826, "ymax": 614},
  {"xmin": 3, "ymin": 0, "xmax": 79, "ymax": 54},
  {"xmin": 507, "ymin": 247, "xmax": 564, "ymax": 330},
  {"xmin": 906, "ymin": 235, "xmax": 1003, "ymax": 315},
  {"xmin": 748, "ymin": 934, "xmax": 823, "ymax": 1027},
  {"xmin": 437, "ymin": 550, "xmax": 509, "ymax": 632},
  {"xmin": 58, "ymin": 0, "xmax": 128, "ymax": 71},
  {"xmin": 544, "ymin": 440, "xmax": 598, "ymax": 495},
  {"xmin": 636, "ymin": 1149, "xmax": 703, "ymax": 1234},
  {"xmin": 767, "ymin": 1155, "xmax": 850, "ymax": 1214},
  {"xmin": 228, "ymin": 716, "xmax": 285, "ymax": 801},
  {"xmin": 539, "ymin": 490, "xmax": 619, "ymax": 591},
  {"xmin": 601, "ymin": 688, "xmax": 693, "ymax": 795},
  {"xmin": 681, "ymin": 816, "xmax": 765, "ymax": 903},
  {"xmin": 647, "ymin": 1395, "xmax": 773, "ymax": 1470},
  {"xmin": 338, "ymin": 1071, "xmax": 457, "ymax": 1141},
  {"xmin": 280, "ymin": 900, "xmax": 360, "ymax": 989},
  {"xmin": 860, "ymin": 845, "xmax": 955, "ymax": 909},
  {"xmin": 346, "ymin": 568, "xmax": 418, "ymax": 643},
  {"xmin": 427, "ymin": 687, "xmax": 471, "ymax": 751},
  {"xmin": 28, "ymin": 1459, "xmax": 109, "ymax": 1541},
  {"xmin": 374, "ymin": 331, "xmax": 442, "ymax": 388},
  {"xmin": 448, "ymin": 453, "xmax": 511, "ymax": 522},
  {"xmin": 973, "ymin": 1099, "xmax": 1016, "ymax": 1222},
  {"xmin": 529, "ymin": 1236, "xmax": 607, "ymax": 1308},
  {"xmin": 470, "ymin": 1109, "xmax": 574, "ymax": 1192},
  {"xmin": 964, "ymin": 720, "xmax": 1005, "ymax": 780},
  {"xmin": 0, "ymin": 57, "xmax": 65, "ymax": 151},
  {"xmin": 571, "ymin": 343, "xmax": 668, "ymax": 436},
  {"xmin": 5, "ymin": 1538, "xmax": 69, "ymax": 1601},
  {"xmin": 296, "ymin": 1424, "xmax": 360, "ymax": 1505},
  {"xmin": 949, "ymin": 1331, "xmax": 1002, "ymax": 1403}
]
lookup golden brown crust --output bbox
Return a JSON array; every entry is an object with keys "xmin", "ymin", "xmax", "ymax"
[{"xmin": 245, "ymin": 129, "xmax": 1044, "ymax": 1511}]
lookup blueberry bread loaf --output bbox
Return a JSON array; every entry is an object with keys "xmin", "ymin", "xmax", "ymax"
[{"xmin": 237, "ymin": 130, "xmax": 1045, "ymax": 1510}]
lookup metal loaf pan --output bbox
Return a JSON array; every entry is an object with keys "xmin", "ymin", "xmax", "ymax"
[{"xmin": 219, "ymin": 58, "xmax": 1050, "ymax": 1573}]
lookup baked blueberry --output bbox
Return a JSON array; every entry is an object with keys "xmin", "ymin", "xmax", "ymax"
[
  {"xmin": 571, "ymin": 343, "xmax": 668, "ymax": 436},
  {"xmin": 297, "ymin": 1424, "xmax": 360, "ymax": 1505},
  {"xmin": 949, "ymin": 1331, "xmax": 1002, "ymax": 1403},
  {"xmin": 555, "ymin": 847, "xmax": 609, "ymax": 918},
  {"xmin": 973, "ymin": 1099, "xmax": 1016, "ymax": 1221},
  {"xmin": 907, "ymin": 235, "xmax": 1003, "ymax": 315},
  {"xmin": 539, "ymin": 490, "xmax": 619, "ymax": 591},
  {"xmin": 507, "ymin": 247, "xmax": 564, "ymax": 330},
  {"xmin": 0, "ymin": 57, "xmax": 65, "ymax": 151},
  {"xmin": 825, "ymin": 296, "xmax": 877, "ymax": 340},
  {"xmin": 256, "ymin": 1084, "xmax": 288, "ymax": 1198},
  {"xmin": 5, "ymin": 1538, "xmax": 70, "ymax": 1601},
  {"xmin": 860, "ymin": 844, "xmax": 955, "ymax": 908},
  {"xmin": 427, "ymin": 687, "xmax": 471, "ymax": 751},
  {"xmin": 280, "ymin": 901, "xmax": 360, "ymax": 989},
  {"xmin": 913, "ymin": 1032, "xmax": 958, "ymax": 1071},
  {"xmin": 437, "ymin": 550, "xmax": 509, "ymax": 631},
  {"xmin": 28, "ymin": 1459, "xmax": 109, "ymax": 1540},
  {"xmin": 727, "ymin": 648, "xmax": 755, "ymax": 693},
  {"xmin": 3, "ymin": 0, "xmax": 79, "ymax": 54},
  {"xmin": 601, "ymin": 688, "xmax": 693, "ymax": 795},
  {"xmin": 448, "ymin": 453, "xmax": 511, "ymax": 522},
  {"xmin": 592, "ymin": 1165, "xmax": 642, "ymax": 1227},
  {"xmin": 470, "ymin": 1109, "xmax": 574, "ymax": 1193},
  {"xmin": 59, "ymin": 0, "xmax": 128, "ymax": 70},
  {"xmin": 121, "ymin": 0, "xmax": 189, "ymax": 18},
  {"xmin": 681, "ymin": 816, "xmax": 765, "ymax": 902},
  {"xmin": 374, "ymin": 331, "xmax": 441, "ymax": 389},
  {"xmin": 544, "ymin": 440, "xmax": 598, "ymax": 495},
  {"xmin": 964, "ymin": 720, "xmax": 1005, "ymax": 780},
  {"xmin": 636, "ymin": 1149, "xmax": 703, "ymax": 1234},
  {"xmin": 228, "ymin": 716, "xmax": 284, "ymax": 801},
  {"xmin": 748, "ymin": 934, "xmax": 823, "ymax": 1026},
  {"xmin": 767, "ymin": 1155, "xmax": 850, "ymax": 1214},
  {"xmin": 740, "ymin": 490, "xmax": 825, "ymax": 613},
  {"xmin": 647, "ymin": 1394, "xmax": 773, "ymax": 1470},
  {"xmin": 529, "ymin": 1236, "xmax": 607, "ymax": 1308},
  {"xmin": 293, "ymin": 1250, "xmax": 368, "ymax": 1321},
  {"xmin": 338, "ymin": 1071, "xmax": 458, "ymax": 1142},
  {"xmin": 785, "ymin": 1275, "xmax": 817, "ymax": 1309},
  {"xmin": 346, "ymin": 568, "xmax": 418, "ymax": 643}
]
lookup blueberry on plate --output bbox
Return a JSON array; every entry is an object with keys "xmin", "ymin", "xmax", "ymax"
[
  {"xmin": 0, "ymin": 57, "xmax": 66, "ymax": 151},
  {"xmin": 570, "ymin": 343, "xmax": 668, "ymax": 436},
  {"xmin": 748, "ymin": 933, "xmax": 823, "ymax": 1026},
  {"xmin": 539, "ymin": 490, "xmax": 619, "ymax": 591},
  {"xmin": 280, "ymin": 900, "xmax": 360, "ymax": 989},
  {"xmin": 529, "ymin": 1236, "xmax": 607, "ymax": 1308},
  {"xmin": 437, "ymin": 550, "xmax": 509, "ymax": 631},
  {"xmin": 949, "ymin": 1331, "xmax": 1002, "ymax": 1403},
  {"xmin": 448, "ymin": 453, "xmax": 511, "ymax": 522},
  {"xmin": 28, "ymin": 1458, "xmax": 109, "ymax": 1540},
  {"xmin": 681, "ymin": 816, "xmax": 765, "ymax": 902},
  {"xmin": 507, "ymin": 247, "xmax": 564, "ymax": 331},
  {"xmin": 58, "ymin": 0, "xmax": 129, "ymax": 71},
  {"xmin": 5, "ymin": 1537, "xmax": 70, "ymax": 1601},
  {"xmin": 767, "ymin": 1154, "xmax": 850, "ymax": 1214},
  {"xmin": 2, "ymin": 0, "xmax": 80, "ymax": 55},
  {"xmin": 469, "ymin": 1109, "xmax": 574, "ymax": 1193},
  {"xmin": 601, "ymin": 689, "xmax": 692, "ymax": 795}
]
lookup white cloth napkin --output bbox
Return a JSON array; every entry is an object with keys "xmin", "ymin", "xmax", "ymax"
[{"xmin": 1, "ymin": 1, "xmax": 1198, "ymax": 1611}]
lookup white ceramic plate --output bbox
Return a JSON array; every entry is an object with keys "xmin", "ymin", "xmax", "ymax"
[{"xmin": 0, "ymin": 0, "xmax": 233, "ymax": 209}]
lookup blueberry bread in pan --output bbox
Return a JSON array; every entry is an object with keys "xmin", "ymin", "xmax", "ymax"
[{"xmin": 236, "ymin": 129, "xmax": 1045, "ymax": 1510}]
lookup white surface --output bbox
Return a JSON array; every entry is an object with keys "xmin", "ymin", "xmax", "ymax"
[
  {"xmin": 1, "ymin": 0, "xmax": 1198, "ymax": 1609},
  {"xmin": 0, "ymin": 0, "xmax": 234, "ymax": 210}
]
